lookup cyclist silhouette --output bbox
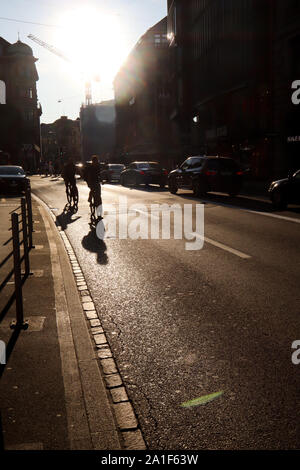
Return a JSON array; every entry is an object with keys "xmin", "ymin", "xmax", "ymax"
[
  {"xmin": 62, "ymin": 158, "xmax": 79, "ymax": 211},
  {"xmin": 83, "ymin": 155, "xmax": 103, "ymax": 225}
]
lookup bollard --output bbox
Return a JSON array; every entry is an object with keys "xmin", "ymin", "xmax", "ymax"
[
  {"xmin": 10, "ymin": 213, "xmax": 28, "ymax": 330},
  {"xmin": 25, "ymin": 186, "xmax": 34, "ymax": 249},
  {"xmin": 21, "ymin": 198, "xmax": 30, "ymax": 277}
]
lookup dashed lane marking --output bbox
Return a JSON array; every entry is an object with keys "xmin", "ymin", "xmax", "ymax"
[
  {"xmin": 198, "ymin": 197, "xmax": 300, "ymax": 224},
  {"xmin": 245, "ymin": 209, "xmax": 300, "ymax": 224},
  {"xmin": 135, "ymin": 209, "xmax": 251, "ymax": 259},
  {"xmin": 195, "ymin": 234, "xmax": 251, "ymax": 259}
]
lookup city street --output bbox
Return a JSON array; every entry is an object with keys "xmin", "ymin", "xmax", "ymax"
[{"xmin": 31, "ymin": 175, "xmax": 300, "ymax": 450}]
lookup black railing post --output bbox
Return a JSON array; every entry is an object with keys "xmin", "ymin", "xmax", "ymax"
[
  {"xmin": 10, "ymin": 213, "xmax": 28, "ymax": 330},
  {"xmin": 25, "ymin": 186, "xmax": 34, "ymax": 249},
  {"xmin": 21, "ymin": 198, "xmax": 30, "ymax": 277},
  {"xmin": 11, "ymin": 213, "xmax": 23, "ymax": 327}
]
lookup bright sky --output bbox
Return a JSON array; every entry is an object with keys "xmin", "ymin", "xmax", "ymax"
[{"xmin": 0, "ymin": 0, "xmax": 167, "ymax": 123}]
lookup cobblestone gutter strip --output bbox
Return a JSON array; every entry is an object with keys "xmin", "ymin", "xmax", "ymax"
[{"xmin": 49, "ymin": 210, "xmax": 146, "ymax": 451}]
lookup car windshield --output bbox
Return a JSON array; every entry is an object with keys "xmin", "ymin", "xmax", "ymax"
[
  {"xmin": 189, "ymin": 157, "xmax": 204, "ymax": 168},
  {"xmin": 110, "ymin": 164, "xmax": 124, "ymax": 170},
  {"xmin": 137, "ymin": 163, "xmax": 161, "ymax": 169},
  {"xmin": 181, "ymin": 157, "xmax": 204, "ymax": 169},
  {"xmin": 0, "ymin": 166, "xmax": 25, "ymax": 176}
]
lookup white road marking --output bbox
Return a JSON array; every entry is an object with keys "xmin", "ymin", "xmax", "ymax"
[
  {"xmin": 134, "ymin": 209, "xmax": 251, "ymax": 259},
  {"xmin": 245, "ymin": 209, "xmax": 300, "ymax": 224},
  {"xmin": 190, "ymin": 196, "xmax": 300, "ymax": 224},
  {"xmin": 195, "ymin": 234, "xmax": 251, "ymax": 259}
]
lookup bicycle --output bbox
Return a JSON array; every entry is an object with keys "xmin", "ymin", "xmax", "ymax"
[
  {"xmin": 89, "ymin": 187, "xmax": 105, "ymax": 238},
  {"xmin": 66, "ymin": 180, "xmax": 79, "ymax": 212},
  {"xmin": 89, "ymin": 189, "xmax": 97, "ymax": 226}
]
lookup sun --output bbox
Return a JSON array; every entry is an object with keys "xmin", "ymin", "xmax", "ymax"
[{"xmin": 55, "ymin": 7, "xmax": 129, "ymax": 97}]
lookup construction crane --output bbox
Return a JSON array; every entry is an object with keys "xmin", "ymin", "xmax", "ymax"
[
  {"xmin": 28, "ymin": 33, "xmax": 94, "ymax": 105},
  {"xmin": 28, "ymin": 34, "xmax": 71, "ymax": 62}
]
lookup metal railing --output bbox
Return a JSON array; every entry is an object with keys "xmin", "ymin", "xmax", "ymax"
[
  {"xmin": 0, "ymin": 187, "xmax": 34, "ymax": 448},
  {"xmin": 0, "ymin": 187, "xmax": 34, "ymax": 333}
]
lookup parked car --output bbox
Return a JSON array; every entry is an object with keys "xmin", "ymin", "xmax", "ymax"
[
  {"xmin": 0, "ymin": 166, "xmax": 30, "ymax": 194},
  {"xmin": 101, "ymin": 164, "xmax": 125, "ymax": 183},
  {"xmin": 120, "ymin": 162, "xmax": 168, "ymax": 188},
  {"xmin": 168, "ymin": 156, "xmax": 243, "ymax": 197},
  {"xmin": 268, "ymin": 169, "xmax": 300, "ymax": 209}
]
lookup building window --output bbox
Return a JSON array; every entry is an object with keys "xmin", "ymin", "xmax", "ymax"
[
  {"xmin": 0, "ymin": 80, "xmax": 5, "ymax": 104},
  {"xmin": 20, "ymin": 88, "xmax": 34, "ymax": 99},
  {"xmin": 154, "ymin": 34, "xmax": 161, "ymax": 46},
  {"xmin": 24, "ymin": 109, "xmax": 35, "ymax": 121}
]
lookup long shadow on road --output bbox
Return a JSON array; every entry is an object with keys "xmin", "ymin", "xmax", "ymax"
[
  {"xmin": 56, "ymin": 206, "xmax": 81, "ymax": 231},
  {"xmin": 82, "ymin": 229, "xmax": 108, "ymax": 265},
  {"xmin": 120, "ymin": 184, "xmax": 169, "ymax": 193}
]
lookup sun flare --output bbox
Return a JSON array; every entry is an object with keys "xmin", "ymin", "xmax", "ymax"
[{"xmin": 55, "ymin": 7, "xmax": 129, "ymax": 98}]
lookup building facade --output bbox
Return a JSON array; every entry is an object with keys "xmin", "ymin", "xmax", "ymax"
[
  {"xmin": 80, "ymin": 100, "xmax": 116, "ymax": 162},
  {"xmin": 41, "ymin": 116, "xmax": 81, "ymax": 166},
  {"xmin": 168, "ymin": 0, "xmax": 274, "ymax": 177},
  {"xmin": 114, "ymin": 17, "xmax": 172, "ymax": 167},
  {"xmin": 272, "ymin": 0, "xmax": 300, "ymax": 176},
  {"xmin": 167, "ymin": 0, "xmax": 190, "ymax": 164},
  {"xmin": 167, "ymin": 0, "xmax": 300, "ymax": 179},
  {"xmin": 0, "ymin": 38, "xmax": 42, "ymax": 171}
]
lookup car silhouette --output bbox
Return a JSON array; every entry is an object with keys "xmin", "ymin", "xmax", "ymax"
[
  {"xmin": 168, "ymin": 156, "xmax": 243, "ymax": 197},
  {"xmin": 120, "ymin": 162, "xmax": 168, "ymax": 188},
  {"xmin": 268, "ymin": 169, "xmax": 300, "ymax": 209},
  {"xmin": 0, "ymin": 165, "xmax": 30, "ymax": 194}
]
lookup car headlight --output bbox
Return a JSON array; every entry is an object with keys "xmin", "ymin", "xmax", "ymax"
[{"xmin": 269, "ymin": 182, "xmax": 277, "ymax": 191}]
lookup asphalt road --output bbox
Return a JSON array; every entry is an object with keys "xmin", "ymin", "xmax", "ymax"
[{"xmin": 31, "ymin": 175, "xmax": 300, "ymax": 450}]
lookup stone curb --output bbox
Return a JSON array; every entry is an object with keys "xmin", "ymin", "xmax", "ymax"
[{"xmin": 55, "ymin": 224, "xmax": 146, "ymax": 450}]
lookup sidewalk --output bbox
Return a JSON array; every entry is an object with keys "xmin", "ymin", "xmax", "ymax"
[{"xmin": 0, "ymin": 195, "xmax": 145, "ymax": 450}]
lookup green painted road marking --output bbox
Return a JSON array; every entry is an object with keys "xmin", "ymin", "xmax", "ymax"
[{"xmin": 180, "ymin": 391, "xmax": 224, "ymax": 408}]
